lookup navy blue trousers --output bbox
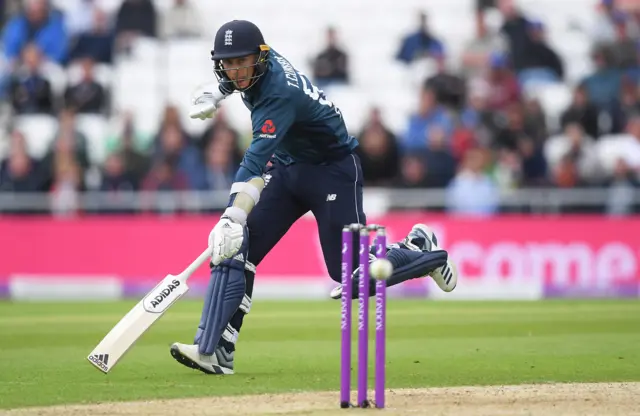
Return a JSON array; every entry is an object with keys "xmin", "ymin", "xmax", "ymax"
[{"xmin": 246, "ymin": 153, "xmax": 366, "ymax": 283}]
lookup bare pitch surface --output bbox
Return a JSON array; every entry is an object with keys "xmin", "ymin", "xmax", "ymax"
[
  {"xmin": 1, "ymin": 300, "xmax": 639, "ymax": 412},
  {"xmin": 4, "ymin": 383, "xmax": 640, "ymax": 415}
]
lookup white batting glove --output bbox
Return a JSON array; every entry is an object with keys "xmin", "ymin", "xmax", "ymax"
[
  {"xmin": 208, "ymin": 216, "xmax": 244, "ymax": 265},
  {"xmin": 189, "ymin": 83, "xmax": 228, "ymax": 120}
]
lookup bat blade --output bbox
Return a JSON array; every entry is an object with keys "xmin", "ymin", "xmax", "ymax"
[
  {"xmin": 87, "ymin": 274, "xmax": 189, "ymax": 373},
  {"xmin": 87, "ymin": 247, "xmax": 211, "ymax": 373}
]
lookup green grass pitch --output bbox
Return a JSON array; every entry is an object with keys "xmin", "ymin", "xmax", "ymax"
[{"xmin": 0, "ymin": 299, "xmax": 639, "ymax": 409}]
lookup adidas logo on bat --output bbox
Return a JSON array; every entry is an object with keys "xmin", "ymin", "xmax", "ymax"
[
  {"xmin": 142, "ymin": 278, "xmax": 184, "ymax": 313},
  {"xmin": 89, "ymin": 354, "xmax": 110, "ymax": 372}
]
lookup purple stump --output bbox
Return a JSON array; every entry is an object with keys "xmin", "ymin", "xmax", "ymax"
[
  {"xmin": 357, "ymin": 228, "xmax": 370, "ymax": 408},
  {"xmin": 340, "ymin": 226, "xmax": 353, "ymax": 408},
  {"xmin": 374, "ymin": 230, "xmax": 387, "ymax": 408}
]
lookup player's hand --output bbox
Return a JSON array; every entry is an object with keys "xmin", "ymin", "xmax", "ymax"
[
  {"xmin": 189, "ymin": 83, "xmax": 227, "ymax": 120},
  {"xmin": 208, "ymin": 216, "xmax": 244, "ymax": 265}
]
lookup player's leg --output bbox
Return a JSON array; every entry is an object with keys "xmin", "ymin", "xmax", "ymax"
[
  {"xmin": 170, "ymin": 229, "xmax": 250, "ymax": 375},
  {"xmin": 304, "ymin": 153, "xmax": 367, "ymax": 283},
  {"xmin": 171, "ymin": 164, "xmax": 308, "ymax": 374},
  {"xmin": 216, "ymin": 166, "xmax": 308, "ymax": 357},
  {"xmin": 302, "ymin": 154, "xmax": 455, "ymax": 297},
  {"xmin": 329, "ymin": 223, "xmax": 458, "ymax": 299}
]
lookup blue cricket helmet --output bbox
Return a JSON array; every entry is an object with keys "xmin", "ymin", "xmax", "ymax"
[
  {"xmin": 211, "ymin": 20, "xmax": 271, "ymax": 92},
  {"xmin": 211, "ymin": 20, "xmax": 265, "ymax": 60}
]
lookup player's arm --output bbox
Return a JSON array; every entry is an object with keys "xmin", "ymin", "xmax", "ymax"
[
  {"xmin": 189, "ymin": 83, "xmax": 231, "ymax": 120},
  {"xmin": 208, "ymin": 95, "xmax": 296, "ymax": 265},
  {"xmin": 227, "ymin": 94, "xmax": 296, "ymax": 220},
  {"xmin": 234, "ymin": 95, "xmax": 296, "ymax": 182}
]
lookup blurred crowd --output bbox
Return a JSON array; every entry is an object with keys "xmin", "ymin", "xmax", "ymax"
[
  {"xmin": 348, "ymin": 0, "xmax": 640, "ymax": 215},
  {"xmin": 0, "ymin": 0, "xmax": 639, "ymax": 215}
]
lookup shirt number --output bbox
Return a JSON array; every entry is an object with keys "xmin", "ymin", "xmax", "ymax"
[{"xmin": 297, "ymin": 71, "xmax": 342, "ymax": 115}]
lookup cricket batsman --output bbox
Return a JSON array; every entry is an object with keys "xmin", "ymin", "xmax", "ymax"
[{"xmin": 170, "ymin": 20, "xmax": 458, "ymax": 375}]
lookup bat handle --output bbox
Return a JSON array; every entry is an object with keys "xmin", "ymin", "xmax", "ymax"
[{"xmin": 180, "ymin": 247, "xmax": 213, "ymax": 279}]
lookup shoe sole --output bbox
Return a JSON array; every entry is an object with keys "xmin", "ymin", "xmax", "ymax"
[
  {"xmin": 412, "ymin": 224, "xmax": 458, "ymax": 292},
  {"xmin": 170, "ymin": 345, "xmax": 233, "ymax": 375},
  {"xmin": 330, "ymin": 286, "xmax": 342, "ymax": 300},
  {"xmin": 430, "ymin": 259, "xmax": 457, "ymax": 292}
]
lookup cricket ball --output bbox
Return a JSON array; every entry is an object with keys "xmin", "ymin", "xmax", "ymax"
[{"xmin": 369, "ymin": 259, "xmax": 393, "ymax": 281}]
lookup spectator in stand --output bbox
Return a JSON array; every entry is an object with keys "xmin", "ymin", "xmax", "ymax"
[
  {"xmin": 518, "ymin": 20, "xmax": 564, "ymax": 88},
  {"xmin": 627, "ymin": 42, "xmax": 640, "ymax": 83},
  {"xmin": 154, "ymin": 124, "xmax": 204, "ymax": 190},
  {"xmin": 64, "ymin": 57, "xmax": 107, "ymax": 114},
  {"xmin": 65, "ymin": 0, "xmax": 96, "ymax": 39},
  {"xmin": 516, "ymin": 136, "xmax": 548, "ymax": 186},
  {"xmin": 545, "ymin": 122, "xmax": 603, "ymax": 186},
  {"xmin": 522, "ymin": 97, "xmax": 548, "ymax": 144},
  {"xmin": 607, "ymin": 11, "xmax": 639, "ymax": 69},
  {"xmin": 140, "ymin": 156, "xmax": 188, "ymax": 215},
  {"xmin": 203, "ymin": 135, "xmax": 235, "ymax": 191},
  {"xmin": 592, "ymin": 0, "xmax": 619, "ymax": 43},
  {"xmin": 550, "ymin": 153, "xmax": 581, "ymax": 188},
  {"xmin": 494, "ymin": 103, "xmax": 539, "ymax": 151},
  {"xmin": 39, "ymin": 109, "xmax": 90, "ymax": 191},
  {"xmin": 201, "ymin": 131, "xmax": 243, "ymax": 168},
  {"xmin": 394, "ymin": 154, "xmax": 429, "ymax": 188},
  {"xmin": 112, "ymin": 112, "xmax": 150, "ymax": 188},
  {"xmin": 615, "ymin": 113, "xmax": 640, "ymax": 171},
  {"xmin": 395, "ymin": 12, "xmax": 445, "ymax": 64},
  {"xmin": 485, "ymin": 52, "xmax": 520, "ymax": 112},
  {"xmin": 154, "ymin": 104, "xmax": 192, "ymax": 146},
  {"xmin": 98, "ymin": 151, "xmax": 137, "ymax": 214},
  {"xmin": 607, "ymin": 76, "xmax": 640, "ymax": 133},
  {"xmin": 312, "ymin": 26, "xmax": 349, "ymax": 87},
  {"xmin": 498, "ymin": 0, "xmax": 532, "ymax": 73},
  {"xmin": 52, "ymin": 109, "xmax": 90, "ymax": 157},
  {"xmin": 424, "ymin": 48, "xmax": 466, "ymax": 111},
  {"xmin": 475, "ymin": 0, "xmax": 496, "ymax": 23},
  {"xmin": 460, "ymin": 79, "xmax": 499, "ymax": 148},
  {"xmin": 68, "ymin": 8, "xmax": 114, "ymax": 65},
  {"xmin": 606, "ymin": 159, "xmax": 638, "ymax": 216},
  {"xmin": 8, "ymin": 43, "xmax": 54, "ymax": 114},
  {"xmin": 114, "ymin": 0, "xmax": 157, "ymax": 53},
  {"xmin": 2, "ymin": 0, "xmax": 67, "ymax": 66},
  {"xmin": 592, "ymin": 0, "xmax": 639, "ymax": 44},
  {"xmin": 580, "ymin": 46, "xmax": 622, "ymax": 112},
  {"xmin": 49, "ymin": 155, "xmax": 83, "ymax": 216},
  {"xmin": 491, "ymin": 148, "xmax": 522, "ymax": 189},
  {"xmin": 100, "ymin": 151, "xmax": 137, "ymax": 192},
  {"xmin": 42, "ymin": 129, "xmax": 86, "ymax": 191},
  {"xmin": 401, "ymin": 83, "xmax": 454, "ymax": 151},
  {"xmin": 422, "ymin": 126, "xmax": 457, "ymax": 187},
  {"xmin": 141, "ymin": 156, "xmax": 188, "ymax": 192},
  {"xmin": 199, "ymin": 107, "xmax": 242, "ymax": 160},
  {"xmin": 446, "ymin": 147, "xmax": 499, "ymax": 215},
  {"xmin": 560, "ymin": 84, "xmax": 602, "ymax": 139},
  {"xmin": 0, "ymin": 129, "xmax": 41, "ymax": 192},
  {"xmin": 461, "ymin": 8, "xmax": 508, "ymax": 80},
  {"xmin": 354, "ymin": 108, "xmax": 399, "ymax": 186},
  {"xmin": 160, "ymin": 0, "xmax": 202, "ymax": 39}
]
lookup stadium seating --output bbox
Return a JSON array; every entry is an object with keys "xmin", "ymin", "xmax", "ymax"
[{"xmin": 21, "ymin": 0, "xmax": 602, "ymax": 162}]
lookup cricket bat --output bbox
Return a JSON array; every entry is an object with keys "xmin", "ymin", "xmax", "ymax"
[{"xmin": 87, "ymin": 246, "xmax": 212, "ymax": 373}]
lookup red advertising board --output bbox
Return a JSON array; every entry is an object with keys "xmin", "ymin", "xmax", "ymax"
[{"xmin": 1, "ymin": 213, "xmax": 638, "ymax": 299}]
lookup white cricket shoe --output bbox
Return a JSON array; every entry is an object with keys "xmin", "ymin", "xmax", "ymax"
[
  {"xmin": 170, "ymin": 343, "xmax": 234, "ymax": 375},
  {"xmin": 403, "ymin": 224, "xmax": 457, "ymax": 292}
]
